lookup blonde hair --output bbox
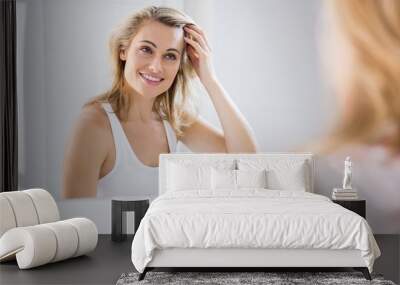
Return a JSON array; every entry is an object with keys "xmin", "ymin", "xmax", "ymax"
[
  {"xmin": 323, "ymin": 0, "xmax": 400, "ymax": 153},
  {"xmin": 87, "ymin": 6, "xmax": 197, "ymax": 137}
]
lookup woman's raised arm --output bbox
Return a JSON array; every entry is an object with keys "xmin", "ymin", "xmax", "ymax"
[{"xmin": 180, "ymin": 25, "xmax": 258, "ymax": 153}]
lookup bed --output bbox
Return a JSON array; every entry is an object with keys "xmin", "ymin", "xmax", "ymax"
[{"xmin": 131, "ymin": 153, "xmax": 381, "ymax": 281}]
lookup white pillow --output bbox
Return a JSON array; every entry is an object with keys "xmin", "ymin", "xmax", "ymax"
[
  {"xmin": 211, "ymin": 168, "xmax": 236, "ymax": 190},
  {"xmin": 167, "ymin": 162, "xmax": 211, "ymax": 191},
  {"xmin": 211, "ymin": 168, "xmax": 268, "ymax": 190},
  {"xmin": 267, "ymin": 164, "xmax": 307, "ymax": 191},
  {"xmin": 236, "ymin": 169, "xmax": 268, "ymax": 188},
  {"xmin": 237, "ymin": 159, "xmax": 308, "ymax": 191}
]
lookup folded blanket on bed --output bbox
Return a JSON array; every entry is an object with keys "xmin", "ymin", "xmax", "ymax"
[{"xmin": 131, "ymin": 189, "xmax": 380, "ymax": 273}]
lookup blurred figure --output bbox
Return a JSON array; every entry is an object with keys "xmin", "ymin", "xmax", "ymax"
[
  {"xmin": 320, "ymin": 0, "xmax": 400, "ymax": 155},
  {"xmin": 314, "ymin": 0, "xmax": 400, "ymax": 234}
]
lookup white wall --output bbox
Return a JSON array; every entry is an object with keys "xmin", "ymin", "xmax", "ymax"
[{"xmin": 17, "ymin": 0, "xmax": 399, "ymax": 234}]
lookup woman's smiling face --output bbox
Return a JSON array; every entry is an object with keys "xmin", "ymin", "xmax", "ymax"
[{"xmin": 120, "ymin": 20, "xmax": 185, "ymax": 98}]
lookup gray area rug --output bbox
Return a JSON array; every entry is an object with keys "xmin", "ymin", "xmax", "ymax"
[{"xmin": 116, "ymin": 271, "xmax": 396, "ymax": 285}]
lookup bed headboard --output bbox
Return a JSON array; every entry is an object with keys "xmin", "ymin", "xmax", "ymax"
[{"xmin": 159, "ymin": 153, "xmax": 314, "ymax": 195}]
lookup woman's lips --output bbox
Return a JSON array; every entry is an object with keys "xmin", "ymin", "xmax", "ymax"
[{"xmin": 139, "ymin": 72, "xmax": 164, "ymax": 86}]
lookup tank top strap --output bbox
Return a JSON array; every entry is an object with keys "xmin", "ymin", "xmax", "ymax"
[
  {"xmin": 163, "ymin": 120, "xmax": 178, "ymax": 153},
  {"xmin": 101, "ymin": 103, "xmax": 124, "ymax": 162}
]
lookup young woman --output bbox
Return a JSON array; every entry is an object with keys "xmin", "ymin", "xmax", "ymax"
[{"xmin": 62, "ymin": 6, "xmax": 258, "ymax": 198}]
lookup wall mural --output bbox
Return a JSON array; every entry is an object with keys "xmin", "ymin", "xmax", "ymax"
[{"xmin": 17, "ymin": 0, "xmax": 399, "ymax": 234}]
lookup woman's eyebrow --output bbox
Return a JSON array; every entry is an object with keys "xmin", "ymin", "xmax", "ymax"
[{"xmin": 139, "ymin": 40, "xmax": 181, "ymax": 54}]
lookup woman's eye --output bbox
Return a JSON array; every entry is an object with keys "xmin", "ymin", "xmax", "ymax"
[
  {"xmin": 165, "ymin": 53, "xmax": 177, "ymax": 61},
  {"xmin": 139, "ymin": 47, "xmax": 152, "ymax": 54}
]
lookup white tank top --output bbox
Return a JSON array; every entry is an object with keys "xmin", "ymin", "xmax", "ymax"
[{"xmin": 96, "ymin": 103, "xmax": 177, "ymax": 198}]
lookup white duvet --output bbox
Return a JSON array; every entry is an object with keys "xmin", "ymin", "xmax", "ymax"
[{"xmin": 131, "ymin": 189, "xmax": 380, "ymax": 273}]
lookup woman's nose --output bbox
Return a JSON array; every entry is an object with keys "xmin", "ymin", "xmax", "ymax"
[{"xmin": 148, "ymin": 56, "xmax": 162, "ymax": 73}]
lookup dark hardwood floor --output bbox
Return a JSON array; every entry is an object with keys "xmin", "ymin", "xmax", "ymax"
[
  {"xmin": 0, "ymin": 235, "xmax": 399, "ymax": 285},
  {"xmin": 0, "ymin": 235, "xmax": 134, "ymax": 285}
]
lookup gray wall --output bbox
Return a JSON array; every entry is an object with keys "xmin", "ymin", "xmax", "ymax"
[{"xmin": 17, "ymin": 0, "xmax": 399, "ymax": 234}]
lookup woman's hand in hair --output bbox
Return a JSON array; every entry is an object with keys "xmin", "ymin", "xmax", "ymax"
[{"xmin": 183, "ymin": 24, "xmax": 216, "ymax": 86}]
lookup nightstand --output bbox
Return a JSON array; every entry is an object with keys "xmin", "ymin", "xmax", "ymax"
[
  {"xmin": 332, "ymin": 199, "xmax": 366, "ymax": 218},
  {"xmin": 111, "ymin": 197, "xmax": 150, "ymax": 242}
]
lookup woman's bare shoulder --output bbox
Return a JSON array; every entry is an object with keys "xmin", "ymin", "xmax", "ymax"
[
  {"xmin": 62, "ymin": 102, "xmax": 111, "ymax": 199},
  {"xmin": 65, "ymin": 102, "xmax": 111, "ymax": 160},
  {"xmin": 66, "ymin": 102, "xmax": 112, "ymax": 150},
  {"xmin": 77, "ymin": 102, "xmax": 110, "ymax": 133}
]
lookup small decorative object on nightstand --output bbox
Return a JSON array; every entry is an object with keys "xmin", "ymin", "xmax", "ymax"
[
  {"xmin": 112, "ymin": 196, "xmax": 150, "ymax": 242},
  {"xmin": 342, "ymin": 156, "xmax": 353, "ymax": 190},
  {"xmin": 332, "ymin": 156, "xmax": 359, "ymax": 200},
  {"xmin": 332, "ymin": 199, "xmax": 366, "ymax": 219}
]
